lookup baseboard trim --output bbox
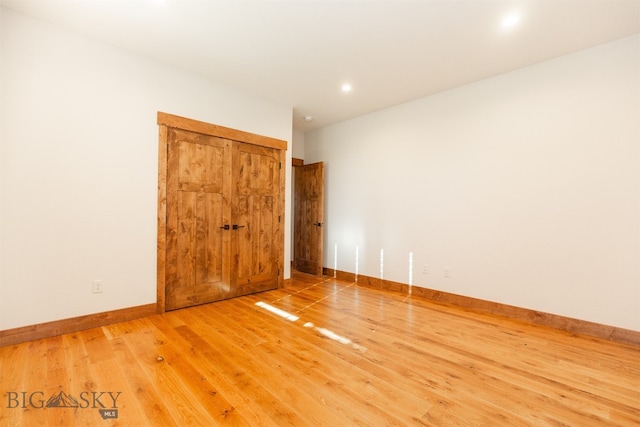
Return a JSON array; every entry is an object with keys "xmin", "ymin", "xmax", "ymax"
[
  {"xmin": 323, "ymin": 268, "xmax": 639, "ymax": 347},
  {"xmin": 0, "ymin": 303, "xmax": 157, "ymax": 347},
  {"xmin": 4, "ymin": 273, "xmax": 637, "ymax": 348}
]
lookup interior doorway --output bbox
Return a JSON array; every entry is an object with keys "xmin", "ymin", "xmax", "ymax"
[{"xmin": 292, "ymin": 160, "xmax": 325, "ymax": 276}]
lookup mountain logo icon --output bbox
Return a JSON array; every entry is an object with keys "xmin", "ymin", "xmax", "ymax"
[{"xmin": 45, "ymin": 391, "xmax": 80, "ymax": 408}]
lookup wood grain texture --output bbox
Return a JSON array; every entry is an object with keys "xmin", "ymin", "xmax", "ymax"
[
  {"xmin": 278, "ymin": 149, "xmax": 286, "ymax": 289},
  {"xmin": 0, "ymin": 304, "xmax": 157, "ymax": 347},
  {"xmin": 323, "ymin": 267, "xmax": 640, "ymax": 346},
  {"xmin": 156, "ymin": 125, "xmax": 168, "ymax": 313},
  {"xmin": 165, "ymin": 129, "xmax": 232, "ymax": 310},
  {"xmin": 293, "ymin": 162, "xmax": 324, "ymax": 276},
  {"xmin": 0, "ymin": 271, "xmax": 637, "ymax": 426},
  {"xmin": 157, "ymin": 112, "xmax": 287, "ymax": 150},
  {"xmin": 159, "ymin": 114, "xmax": 286, "ymax": 311},
  {"xmin": 232, "ymin": 141, "xmax": 281, "ymax": 297}
]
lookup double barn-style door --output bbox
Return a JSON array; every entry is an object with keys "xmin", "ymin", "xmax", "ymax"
[{"xmin": 157, "ymin": 113, "xmax": 286, "ymax": 311}]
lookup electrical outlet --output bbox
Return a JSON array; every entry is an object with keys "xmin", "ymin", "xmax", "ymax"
[
  {"xmin": 422, "ymin": 264, "xmax": 429, "ymax": 275},
  {"xmin": 93, "ymin": 280, "xmax": 104, "ymax": 293},
  {"xmin": 444, "ymin": 268, "xmax": 451, "ymax": 278}
]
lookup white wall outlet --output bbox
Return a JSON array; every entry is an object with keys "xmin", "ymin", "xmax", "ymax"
[
  {"xmin": 93, "ymin": 279, "xmax": 104, "ymax": 293},
  {"xmin": 444, "ymin": 268, "xmax": 451, "ymax": 278},
  {"xmin": 422, "ymin": 264, "xmax": 429, "ymax": 274}
]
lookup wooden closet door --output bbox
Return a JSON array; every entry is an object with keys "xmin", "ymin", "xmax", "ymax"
[
  {"xmin": 165, "ymin": 128, "xmax": 232, "ymax": 310},
  {"xmin": 231, "ymin": 141, "xmax": 281, "ymax": 297},
  {"xmin": 158, "ymin": 111, "xmax": 286, "ymax": 313}
]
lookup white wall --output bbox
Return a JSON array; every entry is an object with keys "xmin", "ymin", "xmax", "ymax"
[
  {"xmin": 289, "ymin": 130, "xmax": 306, "ymax": 257},
  {"xmin": 292, "ymin": 130, "xmax": 306, "ymax": 160},
  {"xmin": 0, "ymin": 8, "xmax": 293, "ymax": 330},
  {"xmin": 305, "ymin": 35, "xmax": 640, "ymax": 331}
]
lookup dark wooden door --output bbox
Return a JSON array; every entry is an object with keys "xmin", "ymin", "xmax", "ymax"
[
  {"xmin": 293, "ymin": 162, "xmax": 324, "ymax": 276},
  {"xmin": 165, "ymin": 128, "xmax": 232, "ymax": 310}
]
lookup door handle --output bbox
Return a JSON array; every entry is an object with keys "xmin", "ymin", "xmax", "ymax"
[
  {"xmin": 314, "ymin": 223, "xmax": 323, "ymax": 227},
  {"xmin": 232, "ymin": 224, "xmax": 245, "ymax": 230},
  {"xmin": 219, "ymin": 224, "xmax": 230, "ymax": 230}
]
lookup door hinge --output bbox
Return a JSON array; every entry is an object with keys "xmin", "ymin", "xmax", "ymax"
[
  {"xmin": 278, "ymin": 215, "xmax": 281, "ymax": 222},
  {"xmin": 279, "ymin": 162, "xmax": 282, "ymax": 170}
]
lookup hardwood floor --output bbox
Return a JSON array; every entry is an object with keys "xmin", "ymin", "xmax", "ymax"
[{"xmin": 1, "ymin": 271, "xmax": 638, "ymax": 426}]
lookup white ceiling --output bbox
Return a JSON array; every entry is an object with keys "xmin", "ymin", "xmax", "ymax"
[{"xmin": 1, "ymin": 0, "xmax": 639, "ymax": 132}]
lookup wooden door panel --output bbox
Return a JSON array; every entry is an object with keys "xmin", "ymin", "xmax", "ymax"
[
  {"xmin": 178, "ymin": 137, "xmax": 224, "ymax": 186},
  {"xmin": 236, "ymin": 150, "xmax": 276, "ymax": 195},
  {"xmin": 235, "ymin": 195, "xmax": 275, "ymax": 281},
  {"xmin": 257, "ymin": 195, "xmax": 275, "ymax": 279},
  {"xmin": 176, "ymin": 190, "xmax": 196, "ymax": 292},
  {"xmin": 295, "ymin": 199, "xmax": 321, "ymax": 267},
  {"xmin": 293, "ymin": 162, "xmax": 324, "ymax": 276},
  {"xmin": 166, "ymin": 129, "xmax": 231, "ymax": 310},
  {"xmin": 233, "ymin": 143, "xmax": 280, "ymax": 296},
  {"xmin": 236, "ymin": 195, "xmax": 252, "ymax": 281},
  {"xmin": 194, "ymin": 192, "xmax": 223, "ymax": 285}
]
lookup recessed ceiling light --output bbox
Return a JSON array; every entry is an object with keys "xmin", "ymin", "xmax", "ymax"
[
  {"xmin": 303, "ymin": 115, "xmax": 313, "ymax": 122},
  {"xmin": 341, "ymin": 83, "xmax": 352, "ymax": 93},
  {"xmin": 502, "ymin": 14, "xmax": 520, "ymax": 28}
]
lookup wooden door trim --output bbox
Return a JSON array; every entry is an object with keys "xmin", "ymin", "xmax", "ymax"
[
  {"xmin": 158, "ymin": 112, "xmax": 287, "ymax": 150},
  {"xmin": 157, "ymin": 111, "xmax": 287, "ymax": 313},
  {"xmin": 157, "ymin": 124, "xmax": 168, "ymax": 313}
]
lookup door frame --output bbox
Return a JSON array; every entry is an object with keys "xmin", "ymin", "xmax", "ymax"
[{"xmin": 157, "ymin": 112, "xmax": 287, "ymax": 313}]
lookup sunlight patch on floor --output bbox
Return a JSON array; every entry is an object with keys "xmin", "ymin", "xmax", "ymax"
[
  {"xmin": 304, "ymin": 322, "xmax": 367, "ymax": 353},
  {"xmin": 255, "ymin": 301, "xmax": 299, "ymax": 321}
]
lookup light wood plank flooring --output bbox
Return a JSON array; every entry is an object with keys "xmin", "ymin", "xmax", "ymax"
[{"xmin": 1, "ymin": 271, "xmax": 638, "ymax": 426}]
